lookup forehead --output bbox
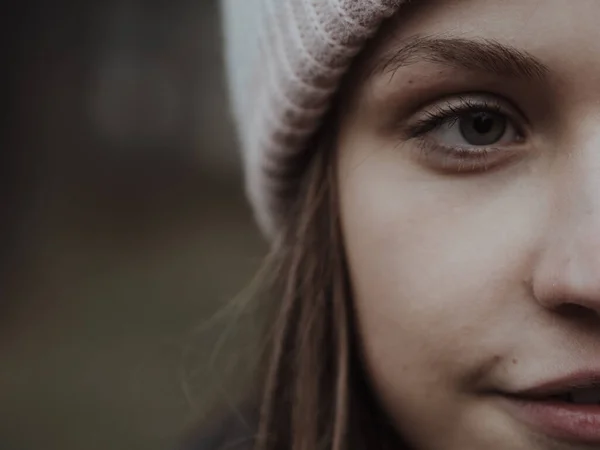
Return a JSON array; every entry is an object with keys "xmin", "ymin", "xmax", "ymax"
[
  {"xmin": 385, "ymin": 0, "xmax": 588, "ymax": 44},
  {"xmin": 361, "ymin": 0, "xmax": 600, "ymax": 83}
]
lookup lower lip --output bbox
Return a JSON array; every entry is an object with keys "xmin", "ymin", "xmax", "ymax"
[{"xmin": 500, "ymin": 396, "xmax": 600, "ymax": 444}]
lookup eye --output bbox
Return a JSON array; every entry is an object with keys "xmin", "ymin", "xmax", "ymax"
[
  {"xmin": 430, "ymin": 110, "xmax": 518, "ymax": 147},
  {"xmin": 404, "ymin": 95, "xmax": 528, "ymax": 172}
]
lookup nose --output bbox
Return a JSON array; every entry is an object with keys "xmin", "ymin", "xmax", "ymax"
[{"xmin": 532, "ymin": 145, "xmax": 600, "ymax": 316}]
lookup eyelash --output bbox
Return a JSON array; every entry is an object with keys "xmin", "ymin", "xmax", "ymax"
[
  {"xmin": 404, "ymin": 96, "xmax": 525, "ymax": 171},
  {"xmin": 407, "ymin": 97, "xmax": 506, "ymax": 137}
]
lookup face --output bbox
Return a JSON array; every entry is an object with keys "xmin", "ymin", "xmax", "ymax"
[{"xmin": 336, "ymin": 1, "xmax": 600, "ymax": 449}]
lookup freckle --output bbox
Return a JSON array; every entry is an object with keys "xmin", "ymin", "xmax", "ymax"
[
  {"xmin": 512, "ymin": 358, "xmax": 518, "ymax": 365},
  {"xmin": 407, "ymin": 79, "xmax": 413, "ymax": 84}
]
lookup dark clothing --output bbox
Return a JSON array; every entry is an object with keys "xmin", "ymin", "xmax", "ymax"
[{"xmin": 181, "ymin": 407, "xmax": 258, "ymax": 450}]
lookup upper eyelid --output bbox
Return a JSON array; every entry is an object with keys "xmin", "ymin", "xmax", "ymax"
[
  {"xmin": 413, "ymin": 95, "xmax": 528, "ymax": 131},
  {"xmin": 425, "ymin": 102, "xmax": 505, "ymax": 130},
  {"xmin": 424, "ymin": 101, "xmax": 503, "ymax": 123},
  {"xmin": 421, "ymin": 95, "xmax": 517, "ymax": 118}
]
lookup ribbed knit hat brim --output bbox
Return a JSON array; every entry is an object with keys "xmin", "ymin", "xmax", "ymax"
[{"xmin": 221, "ymin": 0, "xmax": 405, "ymax": 237}]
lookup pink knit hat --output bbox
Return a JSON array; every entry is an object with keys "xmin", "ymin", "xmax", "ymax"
[{"xmin": 221, "ymin": 0, "xmax": 405, "ymax": 237}]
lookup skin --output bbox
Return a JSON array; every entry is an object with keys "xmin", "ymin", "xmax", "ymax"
[{"xmin": 337, "ymin": 1, "xmax": 600, "ymax": 449}]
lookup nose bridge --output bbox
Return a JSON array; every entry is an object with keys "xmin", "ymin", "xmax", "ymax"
[{"xmin": 533, "ymin": 131, "xmax": 600, "ymax": 311}]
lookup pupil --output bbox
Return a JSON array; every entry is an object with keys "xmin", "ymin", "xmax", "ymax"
[
  {"xmin": 473, "ymin": 113, "xmax": 494, "ymax": 134},
  {"xmin": 459, "ymin": 111, "xmax": 506, "ymax": 146}
]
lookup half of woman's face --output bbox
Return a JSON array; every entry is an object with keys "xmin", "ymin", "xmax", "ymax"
[{"xmin": 337, "ymin": 1, "xmax": 600, "ymax": 449}]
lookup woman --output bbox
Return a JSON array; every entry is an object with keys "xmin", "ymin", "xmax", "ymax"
[{"xmin": 198, "ymin": 1, "xmax": 600, "ymax": 449}]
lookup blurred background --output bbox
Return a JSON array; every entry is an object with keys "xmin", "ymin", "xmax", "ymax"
[{"xmin": 3, "ymin": 1, "xmax": 266, "ymax": 449}]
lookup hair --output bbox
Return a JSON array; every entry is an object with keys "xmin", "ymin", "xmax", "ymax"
[
  {"xmin": 195, "ymin": 18, "xmax": 410, "ymax": 450},
  {"xmin": 248, "ymin": 106, "xmax": 408, "ymax": 450}
]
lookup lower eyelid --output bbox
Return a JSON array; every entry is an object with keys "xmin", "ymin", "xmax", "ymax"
[{"xmin": 414, "ymin": 138, "xmax": 526, "ymax": 173}]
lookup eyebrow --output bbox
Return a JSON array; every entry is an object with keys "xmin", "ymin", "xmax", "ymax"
[{"xmin": 368, "ymin": 35, "xmax": 549, "ymax": 82}]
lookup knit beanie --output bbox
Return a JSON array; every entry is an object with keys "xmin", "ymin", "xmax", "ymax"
[{"xmin": 221, "ymin": 0, "xmax": 405, "ymax": 237}]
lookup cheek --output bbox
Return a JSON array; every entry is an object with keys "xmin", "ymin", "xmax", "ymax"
[{"xmin": 337, "ymin": 143, "xmax": 547, "ymax": 419}]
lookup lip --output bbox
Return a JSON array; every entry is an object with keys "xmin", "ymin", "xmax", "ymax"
[
  {"xmin": 513, "ymin": 371, "xmax": 600, "ymax": 398},
  {"xmin": 500, "ymin": 396, "xmax": 600, "ymax": 444},
  {"xmin": 499, "ymin": 371, "xmax": 600, "ymax": 444}
]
